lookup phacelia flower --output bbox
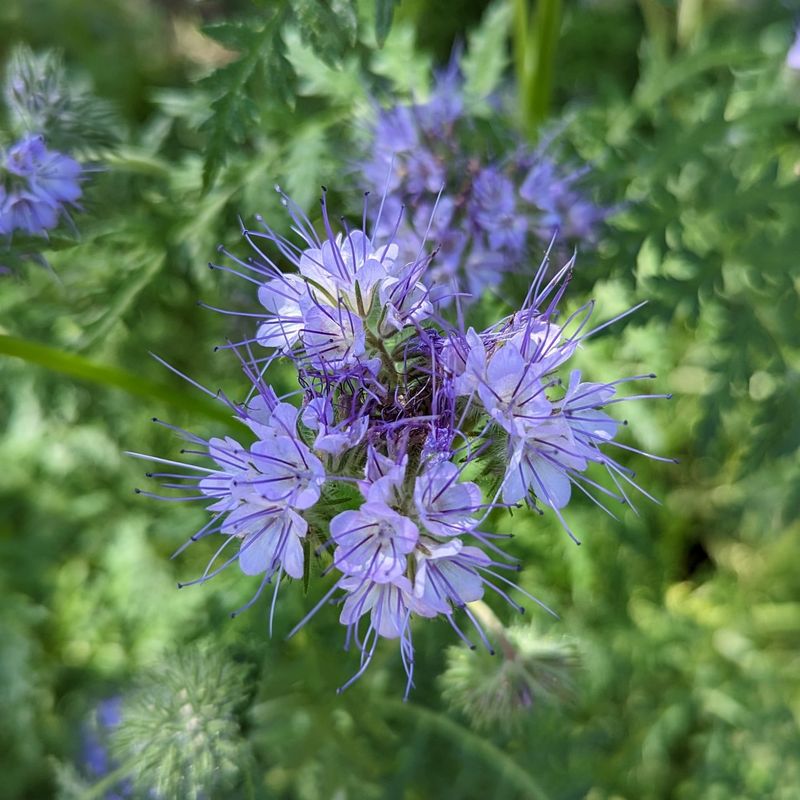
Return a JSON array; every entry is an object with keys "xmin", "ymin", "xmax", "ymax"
[
  {"xmin": 0, "ymin": 133, "xmax": 83, "ymax": 236},
  {"xmin": 361, "ymin": 66, "xmax": 608, "ymax": 303},
  {"xmin": 134, "ymin": 187, "xmax": 670, "ymax": 696}
]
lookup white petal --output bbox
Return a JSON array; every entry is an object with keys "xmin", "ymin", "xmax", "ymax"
[
  {"xmin": 530, "ymin": 456, "xmax": 571, "ymax": 509},
  {"xmin": 239, "ymin": 520, "xmax": 280, "ymax": 575}
]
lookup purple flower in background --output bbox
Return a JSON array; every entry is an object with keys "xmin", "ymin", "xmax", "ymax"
[
  {"xmin": 7, "ymin": 134, "xmax": 82, "ymax": 203},
  {"xmin": 135, "ymin": 188, "xmax": 670, "ymax": 696},
  {"xmin": 81, "ymin": 697, "xmax": 134, "ymax": 800},
  {"xmin": 0, "ymin": 189, "xmax": 59, "ymax": 235},
  {"xmin": 520, "ymin": 157, "xmax": 606, "ymax": 242},
  {"xmin": 0, "ymin": 133, "xmax": 83, "ymax": 236},
  {"xmin": 470, "ymin": 167, "xmax": 526, "ymax": 253},
  {"xmin": 416, "ymin": 59, "xmax": 463, "ymax": 137},
  {"xmin": 361, "ymin": 69, "xmax": 609, "ymax": 304},
  {"xmin": 788, "ymin": 27, "xmax": 800, "ymax": 70}
]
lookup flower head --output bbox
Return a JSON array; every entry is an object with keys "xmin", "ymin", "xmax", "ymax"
[{"xmin": 135, "ymin": 188, "xmax": 670, "ymax": 696}]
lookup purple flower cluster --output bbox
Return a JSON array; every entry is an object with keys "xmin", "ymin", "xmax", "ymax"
[
  {"xmin": 0, "ymin": 133, "xmax": 82, "ymax": 236},
  {"xmin": 363, "ymin": 68, "xmax": 608, "ymax": 302},
  {"xmin": 81, "ymin": 698, "xmax": 134, "ymax": 800},
  {"xmin": 134, "ymin": 190, "xmax": 667, "ymax": 695}
]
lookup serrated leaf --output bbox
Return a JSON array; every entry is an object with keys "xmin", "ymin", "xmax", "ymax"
[
  {"xmin": 375, "ymin": 0, "xmax": 401, "ymax": 47},
  {"xmin": 283, "ymin": 122, "xmax": 329, "ymax": 209},
  {"xmin": 259, "ymin": 24, "xmax": 295, "ymax": 105},
  {"xmin": 199, "ymin": 13, "xmax": 292, "ymax": 190},
  {"xmin": 294, "ymin": 0, "xmax": 358, "ymax": 66},
  {"xmin": 371, "ymin": 23, "xmax": 431, "ymax": 95},
  {"xmin": 284, "ymin": 28, "xmax": 363, "ymax": 103},
  {"xmin": 75, "ymin": 249, "xmax": 165, "ymax": 352},
  {"xmin": 461, "ymin": 1, "xmax": 512, "ymax": 105},
  {"xmin": 634, "ymin": 45, "xmax": 758, "ymax": 112},
  {"xmin": 202, "ymin": 20, "xmax": 250, "ymax": 51},
  {"xmin": 0, "ymin": 335, "xmax": 236, "ymax": 426}
]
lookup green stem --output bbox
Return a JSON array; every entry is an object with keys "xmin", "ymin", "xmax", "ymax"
[
  {"xmin": 0, "ymin": 334, "xmax": 235, "ymax": 426},
  {"xmin": 512, "ymin": 0, "xmax": 530, "ymax": 95},
  {"xmin": 676, "ymin": 0, "xmax": 704, "ymax": 49},
  {"xmin": 637, "ymin": 0, "xmax": 672, "ymax": 60},
  {"xmin": 469, "ymin": 599, "xmax": 518, "ymax": 661},
  {"xmin": 515, "ymin": 0, "xmax": 563, "ymax": 134},
  {"xmin": 79, "ymin": 756, "xmax": 140, "ymax": 800},
  {"xmin": 379, "ymin": 700, "xmax": 552, "ymax": 799},
  {"xmin": 366, "ymin": 330, "xmax": 399, "ymax": 389}
]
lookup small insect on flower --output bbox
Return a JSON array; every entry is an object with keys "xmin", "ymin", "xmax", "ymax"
[{"xmin": 133, "ymin": 187, "xmax": 671, "ymax": 697}]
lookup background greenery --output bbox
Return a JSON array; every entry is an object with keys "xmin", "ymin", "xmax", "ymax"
[{"xmin": 1, "ymin": 1, "xmax": 799, "ymax": 798}]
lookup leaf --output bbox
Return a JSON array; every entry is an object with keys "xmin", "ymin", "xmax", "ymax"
[
  {"xmin": 283, "ymin": 121, "xmax": 329, "ymax": 209},
  {"xmin": 461, "ymin": 1, "xmax": 512, "ymax": 105},
  {"xmin": 199, "ymin": 13, "xmax": 292, "ymax": 190},
  {"xmin": 201, "ymin": 19, "xmax": 249, "ymax": 51},
  {"xmin": 375, "ymin": 0, "xmax": 402, "ymax": 47},
  {"xmin": 371, "ymin": 23, "xmax": 431, "ymax": 96},
  {"xmin": 521, "ymin": 0, "xmax": 563, "ymax": 130},
  {"xmin": 105, "ymin": 147, "xmax": 173, "ymax": 178},
  {"xmin": 75, "ymin": 249, "xmax": 166, "ymax": 352},
  {"xmin": 293, "ymin": 0, "xmax": 358, "ymax": 67},
  {"xmin": 283, "ymin": 27, "xmax": 363, "ymax": 102},
  {"xmin": 379, "ymin": 700, "xmax": 553, "ymax": 799},
  {"xmin": 0, "ymin": 335, "xmax": 235, "ymax": 426},
  {"xmin": 633, "ymin": 45, "xmax": 758, "ymax": 112},
  {"xmin": 0, "ymin": 234, "xmax": 80, "ymax": 274}
]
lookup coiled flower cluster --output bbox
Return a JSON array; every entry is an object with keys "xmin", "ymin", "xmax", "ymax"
[
  {"xmin": 134, "ymin": 189, "xmax": 667, "ymax": 695},
  {"xmin": 362, "ymin": 66, "xmax": 608, "ymax": 302}
]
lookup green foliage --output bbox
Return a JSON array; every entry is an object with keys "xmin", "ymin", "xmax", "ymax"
[
  {"xmin": 441, "ymin": 615, "xmax": 578, "ymax": 734},
  {"xmin": 375, "ymin": 0, "xmax": 403, "ymax": 47},
  {"xmin": 197, "ymin": 0, "xmax": 363, "ymax": 189},
  {"xmin": 0, "ymin": 334, "xmax": 235, "ymax": 424},
  {"xmin": 1, "ymin": 2, "xmax": 800, "ymax": 799},
  {"xmin": 461, "ymin": 1, "xmax": 512, "ymax": 106},
  {"xmin": 294, "ymin": 0, "xmax": 358, "ymax": 65},
  {"xmin": 2, "ymin": 43, "xmax": 118, "ymax": 150},
  {"xmin": 512, "ymin": 0, "xmax": 563, "ymax": 132},
  {"xmin": 562, "ymin": 13, "xmax": 800, "ymax": 507},
  {"xmin": 199, "ymin": 13, "xmax": 293, "ymax": 190},
  {"xmin": 111, "ymin": 645, "xmax": 251, "ymax": 800}
]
